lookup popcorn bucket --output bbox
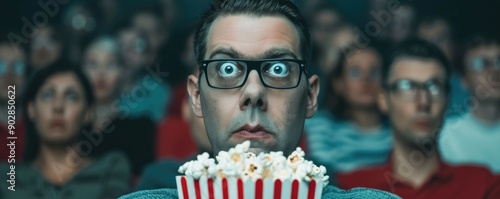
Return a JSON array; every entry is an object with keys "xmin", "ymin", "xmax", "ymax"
[{"xmin": 176, "ymin": 176, "xmax": 324, "ymax": 199}]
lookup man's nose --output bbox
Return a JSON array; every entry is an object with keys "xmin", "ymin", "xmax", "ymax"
[
  {"xmin": 239, "ymin": 70, "xmax": 267, "ymax": 111},
  {"xmin": 416, "ymin": 88, "xmax": 431, "ymax": 112}
]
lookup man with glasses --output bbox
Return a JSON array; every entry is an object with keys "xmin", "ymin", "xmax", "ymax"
[
  {"xmin": 121, "ymin": 0, "xmax": 399, "ymax": 198},
  {"xmin": 337, "ymin": 39, "xmax": 500, "ymax": 198},
  {"xmin": 439, "ymin": 35, "xmax": 500, "ymax": 174}
]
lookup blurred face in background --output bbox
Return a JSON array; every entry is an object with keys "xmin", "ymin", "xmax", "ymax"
[
  {"xmin": 30, "ymin": 26, "xmax": 62, "ymax": 70},
  {"xmin": 379, "ymin": 58, "xmax": 447, "ymax": 142},
  {"xmin": 132, "ymin": 12, "xmax": 166, "ymax": 55},
  {"xmin": 320, "ymin": 25, "xmax": 355, "ymax": 74},
  {"xmin": 335, "ymin": 48, "xmax": 382, "ymax": 108},
  {"xmin": 311, "ymin": 9, "xmax": 343, "ymax": 50},
  {"xmin": 83, "ymin": 38, "xmax": 123, "ymax": 103},
  {"xmin": 390, "ymin": 5, "xmax": 415, "ymax": 43},
  {"xmin": 463, "ymin": 44, "xmax": 500, "ymax": 101},
  {"xmin": 28, "ymin": 72, "xmax": 91, "ymax": 145},
  {"xmin": 0, "ymin": 43, "xmax": 26, "ymax": 102},
  {"xmin": 418, "ymin": 19, "xmax": 454, "ymax": 61},
  {"xmin": 118, "ymin": 28, "xmax": 150, "ymax": 70}
]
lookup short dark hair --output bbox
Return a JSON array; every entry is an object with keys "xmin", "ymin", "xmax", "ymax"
[
  {"xmin": 382, "ymin": 38, "xmax": 452, "ymax": 85},
  {"xmin": 193, "ymin": 0, "xmax": 312, "ymax": 64},
  {"xmin": 458, "ymin": 33, "xmax": 500, "ymax": 76},
  {"xmin": 22, "ymin": 59, "xmax": 95, "ymax": 162}
]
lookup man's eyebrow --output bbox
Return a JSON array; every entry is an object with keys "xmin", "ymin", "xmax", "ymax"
[
  {"xmin": 209, "ymin": 47, "xmax": 244, "ymax": 59},
  {"xmin": 208, "ymin": 47, "xmax": 299, "ymax": 59},
  {"xmin": 259, "ymin": 48, "xmax": 298, "ymax": 59}
]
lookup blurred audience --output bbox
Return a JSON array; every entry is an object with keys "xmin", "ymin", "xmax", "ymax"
[
  {"xmin": 62, "ymin": 3, "xmax": 97, "ymax": 64},
  {"xmin": 439, "ymin": 34, "xmax": 500, "ymax": 173},
  {"xmin": 338, "ymin": 39, "xmax": 500, "ymax": 199},
  {"xmin": 0, "ymin": 37, "xmax": 27, "ymax": 162},
  {"xmin": 81, "ymin": 36, "xmax": 156, "ymax": 179},
  {"xmin": 114, "ymin": 5, "xmax": 172, "ymax": 123},
  {"xmin": 0, "ymin": 60, "xmax": 131, "ymax": 198},
  {"xmin": 314, "ymin": 24, "xmax": 356, "ymax": 107},
  {"xmin": 137, "ymin": 71, "xmax": 211, "ymax": 190},
  {"xmin": 417, "ymin": 15, "xmax": 470, "ymax": 118},
  {"xmin": 305, "ymin": 45, "xmax": 392, "ymax": 175},
  {"xmin": 317, "ymin": 24, "xmax": 355, "ymax": 77},
  {"xmin": 29, "ymin": 24, "xmax": 63, "ymax": 70},
  {"xmin": 388, "ymin": 2, "xmax": 416, "ymax": 45},
  {"xmin": 309, "ymin": 2, "xmax": 345, "ymax": 54}
]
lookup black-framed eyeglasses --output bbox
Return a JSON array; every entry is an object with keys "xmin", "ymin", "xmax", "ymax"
[
  {"xmin": 200, "ymin": 59, "xmax": 307, "ymax": 89},
  {"xmin": 468, "ymin": 56, "xmax": 500, "ymax": 72},
  {"xmin": 383, "ymin": 79, "xmax": 450, "ymax": 102}
]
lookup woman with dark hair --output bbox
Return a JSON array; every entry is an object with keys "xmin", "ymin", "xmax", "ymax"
[
  {"xmin": 0, "ymin": 60, "xmax": 131, "ymax": 198},
  {"xmin": 81, "ymin": 35, "xmax": 156, "ymax": 179},
  {"xmin": 305, "ymin": 45, "xmax": 392, "ymax": 175}
]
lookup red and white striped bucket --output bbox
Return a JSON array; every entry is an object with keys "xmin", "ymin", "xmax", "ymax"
[{"xmin": 176, "ymin": 176, "xmax": 324, "ymax": 199}]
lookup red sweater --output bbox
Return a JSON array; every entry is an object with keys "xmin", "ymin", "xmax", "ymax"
[{"xmin": 338, "ymin": 156, "xmax": 500, "ymax": 199}]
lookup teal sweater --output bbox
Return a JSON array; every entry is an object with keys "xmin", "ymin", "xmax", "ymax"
[{"xmin": 120, "ymin": 185, "xmax": 400, "ymax": 199}]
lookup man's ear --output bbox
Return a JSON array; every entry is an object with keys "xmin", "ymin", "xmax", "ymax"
[
  {"xmin": 306, "ymin": 75, "xmax": 320, "ymax": 118},
  {"xmin": 187, "ymin": 74, "xmax": 203, "ymax": 117},
  {"xmin": 181, "ymin": 97, "xmax": 191, "ymax": 122},
  {"xmin": 377, "ymin": 91, "xmax": 389, "ymax": 114}
]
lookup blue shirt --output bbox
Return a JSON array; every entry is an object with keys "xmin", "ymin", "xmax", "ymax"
[
  {"xmin": 305, "ymin": 110, "xmax": 392, "ymax": 173},
  {"xmin": 439, "ymin": 112, "xmax": 500, "ymax": 173}
]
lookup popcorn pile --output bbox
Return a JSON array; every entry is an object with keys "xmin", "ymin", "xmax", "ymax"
[{"xmin": 178, "ymin": 141, "xmax": 329, "ymax": 187}]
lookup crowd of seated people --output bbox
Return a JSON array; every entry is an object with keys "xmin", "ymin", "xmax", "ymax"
[{"xmin": 0, "ymin": 0, "xmax": 499, "ymax": 198}]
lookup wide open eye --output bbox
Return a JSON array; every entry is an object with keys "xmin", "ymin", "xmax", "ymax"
[
  {"xmin": 218, "ymin": 62, "xmax": 240, "ymax": 77},
  {"xmin": 266, "ymin": 62, "xmax": 289, "ymax": 77},
  {"xmin": 396, "ymin": 79, "xmax": 415, "ymax": 91}
]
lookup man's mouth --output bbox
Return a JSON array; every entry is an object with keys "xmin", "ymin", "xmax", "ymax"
[
  {"xmin": 232, "ymin": 124, "xmax": 273, "ymax": 140},
  {"xmin": 413, "ymin": 119, "xmax": 432, "ymax": 130}
]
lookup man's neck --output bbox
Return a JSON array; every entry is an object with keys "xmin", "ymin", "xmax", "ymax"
[
  {"xmin": 392, "ymin": 137, "xmax": 440, "ymax": 189},
  {"xmin": 472, "ymin": 100, "xmax": 500, "ymax": 124},
  {"xmin": 348, "ymin": 106, "xmax": 381, "ymax": 130}
]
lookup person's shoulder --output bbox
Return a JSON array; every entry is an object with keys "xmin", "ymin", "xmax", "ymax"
[
  {"xmin": 441, "ymin": 112, "xmax": 471, "ymax": 131},
  {"xmin": 448, "ymin": 163, "xmax": 496, "ymax": 179},
  {"xmin": 323, "ymin": 185, "xmax": 401, "ymax": 199},
  {"xmin": 119, "ymin": 188, "xmax": 178, "ymax": 199},
  {"xmin": 144, "ymin": 158, "xmax": 183, "ymax": 172},
  {"xmin": 337, "ymin": 164, "xmax": 388, "ymax": 189},
  {"xmin": 91, "ymin": 150, "xmax": 131, "ymax": 171}
]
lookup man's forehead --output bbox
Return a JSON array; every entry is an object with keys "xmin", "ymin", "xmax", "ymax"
[
  {"xmin": 466, "ymin": 44, "xmax": 500, "ymax": 58},
  {"xmin": 0, "ymin": 44, "xmax": 26, "ymax": 59},
  {"xmin": 389, "ymin": 58, "xmax": 446, "ymax": 82},
  {"xmin": 206, "ymin": 15, "xmax": 301, "ymax": 59}
]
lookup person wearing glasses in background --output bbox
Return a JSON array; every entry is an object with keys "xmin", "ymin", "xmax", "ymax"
[
  {"xmin": 337, "ymin": 39, "xmax": 500, "ymax": 199},
  {"xmin": 120, "ymin": 0, "xmax": 400, "ymax": 198},
  {"xmin": 439, "ymin": 34, "xmax": 500, "ymax": 174}
]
